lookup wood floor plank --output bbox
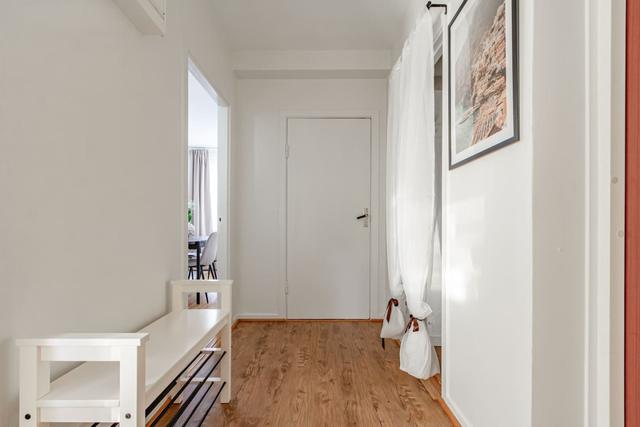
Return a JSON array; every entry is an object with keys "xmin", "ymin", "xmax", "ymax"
[{"xmin": 197, "ymin": 321, "xmax": 451, "ymax": 427}]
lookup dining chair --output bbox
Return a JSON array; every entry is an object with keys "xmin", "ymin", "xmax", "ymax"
[
  {"xmin": 188, "ymin": 232, "xmax": 218, "ymax": 303},
  {"xmin": 203, "ymin": 232, "xmax": 218, "ymax": 280}
]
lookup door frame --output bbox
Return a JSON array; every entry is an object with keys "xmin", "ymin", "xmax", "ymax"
[
  {"xmin": 280, "ymin": 111, "xmax": 381, "ymax": 319},
  {"xmin": 181, "ymin": 54, "xmax": 231, "ymax": 281},
  {"xmin": 626, "ymin": 0, "xmax": 640, "ymax": 423}
]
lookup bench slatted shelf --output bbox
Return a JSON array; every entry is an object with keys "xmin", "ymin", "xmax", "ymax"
[{"xmin": 17, "ymin": 280, "xmax": 232, "ymax": 427}]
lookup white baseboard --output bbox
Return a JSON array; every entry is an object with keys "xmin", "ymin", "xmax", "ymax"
[
  {"xmin": 444, "ymin": 391, "xmax": 471, "ymax": 427},
  {"xmin": 234, "ymin": 313, "xmax": 284, "ymax": 321}
]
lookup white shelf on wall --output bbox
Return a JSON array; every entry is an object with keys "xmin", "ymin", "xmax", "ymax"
[{"xmin": 113, "ymin": 0, "xmax": 166, "ymax": 35}]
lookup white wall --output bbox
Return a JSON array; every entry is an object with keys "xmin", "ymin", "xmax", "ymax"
[
  {"xmin": 442, "ymin": 0, "xmax": 533, "ymax": 424},
  {"xmin": 586, "ymin": 0, "xmax": 626, "ymax": 425},
  {"xmin": 0, "ymin": 0, "xmax": 234, "ymax": 424},
  {"xmin": 530, "ymin": 0, "xmax": 587, "ymax": 421},
  {"xmin": 188, "ymin": 70, "xmax": 219, "ymax": 149},
  {"xmin": 609, "ymin": 1, "xmax": 627, "ymax": 425},
  {"xmin": 233, "ymin": 50, "xmax": 392, "ymax": 79},
  {"xmin": 232, "ymin": 78, "xmax": 388, "ymax": 319}
]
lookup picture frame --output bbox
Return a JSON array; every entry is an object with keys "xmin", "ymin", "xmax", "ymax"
[{"xmin": 448, "ymin": 0, "xmax": 519, "ymax": 169}]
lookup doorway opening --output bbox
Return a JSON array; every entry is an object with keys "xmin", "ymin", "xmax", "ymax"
[{"xmin": 185, "ymin": 59, "xmax": 229, "ymax": 301}]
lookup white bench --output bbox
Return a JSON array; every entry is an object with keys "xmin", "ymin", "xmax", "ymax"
[{"xmin": 17, "ymin": 280, "xmax": 232, "ymax": 426}]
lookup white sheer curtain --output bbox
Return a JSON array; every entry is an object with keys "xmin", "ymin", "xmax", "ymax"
[
  {"xmin": 386, "ymin": 61, "xmax": 404, "ymax": 300},
  {"xmin": 188, "ymin": 149, "xmax": 214, "ymax": 236},
  {"xmin": 384, "ymin": 11, "xmax": 440, "ymax": 380}
]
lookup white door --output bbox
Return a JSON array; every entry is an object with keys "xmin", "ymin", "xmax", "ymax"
[{"xmin": 287, "ymin": 118, "xmax": 371, "ymax": 319}]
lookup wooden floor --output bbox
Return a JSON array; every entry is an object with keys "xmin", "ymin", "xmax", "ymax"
[{"xmin": 195, "ymin": 320, "xmax": 452, "ymax": 426}]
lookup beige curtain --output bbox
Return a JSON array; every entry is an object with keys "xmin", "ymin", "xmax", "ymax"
[{"xmin": 188, "ymin": 149, "xmax": 213, "ymax": 236}]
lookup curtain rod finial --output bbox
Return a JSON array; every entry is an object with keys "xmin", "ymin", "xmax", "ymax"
[{"xmin": 426, "ymin": 1, "xmax": 448, "ymax": 15}]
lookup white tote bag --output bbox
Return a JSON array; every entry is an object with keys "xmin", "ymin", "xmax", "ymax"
[
  {"xmin": 399, "ymin": 318, "xmax": 440, "ymax": 379},
  {"xmin": 380, "ymin": 298, "xmax": 406, "ymax": 342}
]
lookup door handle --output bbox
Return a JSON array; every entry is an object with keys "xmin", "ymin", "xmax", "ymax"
[{"xmin": 356, "ymin": 208, "xmax": 369, "ymax": 228}]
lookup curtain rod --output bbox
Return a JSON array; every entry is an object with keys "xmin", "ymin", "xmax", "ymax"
[{"xmin": 426, "ymin": 1, "xmax": 447, "ymax": 14}]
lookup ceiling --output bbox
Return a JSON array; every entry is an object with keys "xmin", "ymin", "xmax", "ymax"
[{"xmin": 211, "ymin": 0, "xmax": 409, "ymax": 51}]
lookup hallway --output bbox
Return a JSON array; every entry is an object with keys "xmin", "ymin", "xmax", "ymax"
[
  {"xmin": 1, "ymin": 1, "xmax": 625, "ymax": 425},
  {"xmin": 203, "ymin": 321, "xmax": 451, "ymax": 426}
]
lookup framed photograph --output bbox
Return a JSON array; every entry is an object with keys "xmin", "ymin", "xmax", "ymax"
[{"xmin": 448, "ymin": 0, "xmax": 519, "ymax": 169}]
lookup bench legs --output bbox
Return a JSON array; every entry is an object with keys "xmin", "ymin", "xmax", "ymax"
[
  {"xmin": 19, "ymin": 346, "xmax": 50, "ymax": 427},
  {"xmin": 220, "ymin": 321, "xmax": 231, "ymax": 403},
  {"xmin": 119, "ymin": 346, "xmax": 146, "ymax": 427}
]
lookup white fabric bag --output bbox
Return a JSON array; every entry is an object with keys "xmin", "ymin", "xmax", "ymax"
[
  {"xmin": 380, "ymin": 298, "xmax": 406, "ymax": 340},
  {"xmin": 399, "ymin": 318, "xmax": 440, "ymax": 379}
]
